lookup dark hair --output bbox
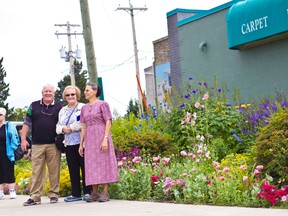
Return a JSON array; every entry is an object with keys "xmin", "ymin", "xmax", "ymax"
[{"xmin": 87, "ymin": 82, "xmax": 102, "ymax": 98}]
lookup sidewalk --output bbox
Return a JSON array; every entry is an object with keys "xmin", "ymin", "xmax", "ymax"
[{"xmin": 0, "ymin": 195, "xmax": 287, "ymax": 216}]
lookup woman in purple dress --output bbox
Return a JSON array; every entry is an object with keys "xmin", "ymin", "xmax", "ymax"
[{"xmin": 79, "ymin": 83, "xmax": 118, "ymax": 202}]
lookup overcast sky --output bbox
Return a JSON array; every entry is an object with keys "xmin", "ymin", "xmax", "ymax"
[{"xmin": 0, "ymin": 0, "xmax": 230, "ymax": 116}]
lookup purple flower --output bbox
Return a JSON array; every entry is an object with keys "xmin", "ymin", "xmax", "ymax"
[
  {"xmin": 232, "ymin": 134, "xmax": 242, "ymax": 142},
  {"xmin": 133, "ymin": 126, "xmax": 139, "ymax": 131}
]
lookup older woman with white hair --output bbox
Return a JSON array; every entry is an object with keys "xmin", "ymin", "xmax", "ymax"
[{"xmin": 56, "ymin": 85, "xmax": 92, "ymax": 202}]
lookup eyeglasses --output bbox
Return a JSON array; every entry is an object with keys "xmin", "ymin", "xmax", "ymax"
[
  {"xmin": 65, "ymin": 93, "xmax": 76, "ymax": 97},
  {"xmin": 41, "ymin": 106, "xmax": 54, "ymax": 116}
]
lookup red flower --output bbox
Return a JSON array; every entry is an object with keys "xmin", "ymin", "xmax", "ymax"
[
  {"xmin": 151, "ymin": 174, "xmax": 160, "ymax": 182},
  {"xmin": 257, "ymin": 181, "xmax": 288, "ymax": 206}
]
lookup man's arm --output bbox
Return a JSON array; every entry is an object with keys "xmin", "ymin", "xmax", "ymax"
[{"xmin": 21, "ymin": 124, "xmax": 30, "ymax": 151}]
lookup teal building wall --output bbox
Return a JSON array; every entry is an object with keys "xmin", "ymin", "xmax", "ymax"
[{"xmin": 167, "ymin": 0, "xmax": 288, "ymax": 103}]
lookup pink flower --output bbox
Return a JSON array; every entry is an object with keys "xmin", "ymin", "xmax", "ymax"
[
  {"xmin": 117, "ymin": 161, "xmax": 123, "ymax": 167},
  {"xmin": 193, "ymin": 112, "xmax": 197, "ymax": 120},
  {"xmin": 282, "ymin": 196, "xmax": 287, "ymax": 202},
  {"xmin": 220, "ymin": 176, "xmax": 225, "ymax": 181},
  {"xmin": 130, "ymin": 169, "xmax": 137, "ymax": 173},
  {"xmin": 153, "ymin": 156, "xmax": 160, "ymax": 162},
  {"xmin": 213, "ymin": 161, "xmax": 220, "ymax": 169},
  {"xmin": 197, "ymin": 150, "xmax": 202, "ymax": 155},
  {"xmin": 223, "ymin": 167, "xmax": 230, "ymax": 173},
  {"xmin": 254, "ymin": 169, "xmax": 260, "ymax": 175},
  {"xmin": 162, "ymin": 157, "xmax": 170, "ymax": 165},
  {"xmin": 243, "ymin": 176, "xmax": 248, "ymax": 181},
  {"xmin": 122, "ymin": 157, "xmax": 127, "ymax": 161},
  {"xmin": 182, "ymin": 173, "xmax": 187, "ymax": 177},
  {"xmin": 188, "ymin": 153, "xmax": 193, "ymax": 158},
  {"xmin": 185, "ymin": 112, "xmax": 191, "ymax": 123},
  {"xmin": 256, "ymin": 165, "xmax": 264, "ymax": 170},
  {"xmin": 180, "ymin": 151, "xmax": 187, "ymax": 157},
  {"xmin": 132, "ymin": 156, "xmax": 140, "ymax": 164},
  {"xmin": 240, "ymin": 165, "xmax": 246, "ymax": 170},
  {"xmin": 202, "ymin": 93, "xmax": 209, "ymax": 100},
  {"xmin": 195, "ymin": 101, "xmax": 200, "ymax": 109}
]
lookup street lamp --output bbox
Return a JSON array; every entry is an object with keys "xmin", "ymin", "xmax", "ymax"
[
  {"xmin": 55, "ymin": 21, "xmax": 83, "ymax": 86},
  {"xmin": 59, "ymin": 46, "xmax": 82, "ymax": 86}
]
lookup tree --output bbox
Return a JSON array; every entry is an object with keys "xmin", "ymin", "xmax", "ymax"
[
  {"xmin": 55, "ymin": 60, "xmax": 88, "ymax": 104},
  {"xmin": 0, "ymin": 57, "xmax": 14, "ymax": 120},
  {"xmin": 12, "ymin": 107, "xmax": 28, "ymax": 121},
  {"xmin": 126, "ymin": 99, "xmax": 139, "ymax": 117}
]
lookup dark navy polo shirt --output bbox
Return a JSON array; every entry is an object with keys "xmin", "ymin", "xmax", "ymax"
[{"xmin": 24, "ymin": 100, "xmax": 62, "ymax": 144}]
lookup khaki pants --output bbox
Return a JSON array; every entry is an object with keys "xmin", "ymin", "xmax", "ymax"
[{"xmin": 30, "ymin": 144, "xmax": 61, "ymax": 201}]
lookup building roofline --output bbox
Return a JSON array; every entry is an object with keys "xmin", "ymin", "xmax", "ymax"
[
  {"xmin": 166, "ymin": 1, "xmax": 242, "ymax": 27},
  {"xmin": 166, "ymin": 8, "xmax": 206, "ymax": 17}
]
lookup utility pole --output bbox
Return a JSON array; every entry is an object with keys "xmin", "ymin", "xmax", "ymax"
[
  {"xmin": 79, "ymin": 0, "xmax": 98, "ymax": 84},
  {"xmin": 117, "ymin": 2, "xmax": 147, "ymax": 114},
  {"xmin": 55, "ymin": 22, "xmax": 83, "ymax": 86}
]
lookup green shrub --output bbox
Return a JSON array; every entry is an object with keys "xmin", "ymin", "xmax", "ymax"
[
  {"xmin": 255, "ymin": 106, "xmax": 288, "ymax": 185},
  {"xmin": 111, "ymin": 114, "xmax": 175, "ymax": 156}
]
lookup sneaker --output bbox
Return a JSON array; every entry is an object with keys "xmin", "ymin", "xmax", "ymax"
[
  {"xmin": 9, "ymin": 189, "xmax": 16, "ymax": 199},
  {"xmin": 98, "ymin": 192, "xmax": 110, "ymax": 202},
  {"xmin": 82, "ymin": 194, "xmax": 90, "ymax": 201},
  {"xmin": 86, "ymin": 192, "xmax": 99, "ymax": 202},
  {"xmin": 64, "ymin": 195, "xmax": 82, "ymax": 202},
  {"xmin": 23, "ymin": 198, "xmax": 41, "ymax": 206},
  {"xmin": 0, "ymin": 191, "xmax": 4, "ymax": 199},
  {"xmin": 50, "ymin": 197, "xmax": 58, "ymax": 204}
]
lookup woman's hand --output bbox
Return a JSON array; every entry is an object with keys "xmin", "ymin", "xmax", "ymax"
[
  {"xmin": 21, "ymin": 140, "xmax": 28, "ymax": 152},
  {"xmin": 100, "ymin": 139, "xmax": 108, "ymax": 153},
  {"xmin": 79, "ymin": 145, "xmax": 84, "ymax": 157},
  {"xmin": 62, "ymin": 126, "xmax": 72, "ymax": 134},
  {"xmin": 23, "ymin": 149, "xmax": 31, "ymax": 159}
]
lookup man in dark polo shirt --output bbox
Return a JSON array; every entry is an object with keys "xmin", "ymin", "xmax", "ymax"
[{"xmin": 21, "ymin": 84, "xmax": 62, "ymax": 206}]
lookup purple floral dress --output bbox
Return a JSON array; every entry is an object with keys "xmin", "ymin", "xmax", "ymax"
[{"xmin": 80, "ymin": 100, "xmax": 119, "ymax": 185}]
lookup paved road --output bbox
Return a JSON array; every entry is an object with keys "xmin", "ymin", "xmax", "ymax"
[{"xmin": 0, "ymin": 195, "xmax": 287, "ymax": 216}]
